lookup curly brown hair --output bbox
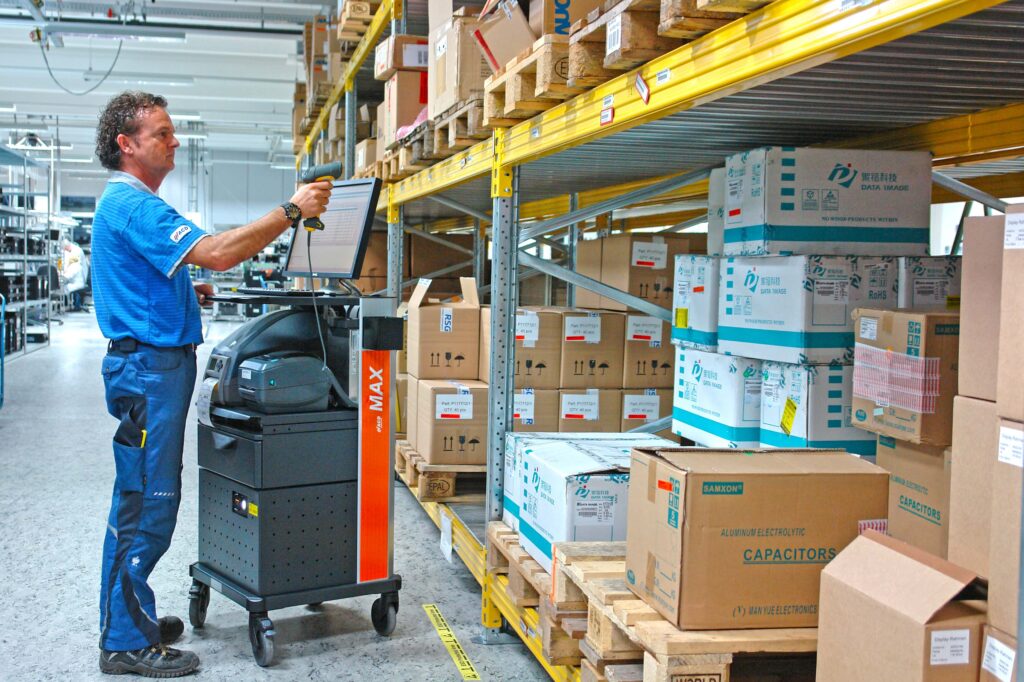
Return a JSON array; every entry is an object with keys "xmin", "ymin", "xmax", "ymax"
[{"xmin": 95, "ymin": 91, "xmax": 168, "ymax": 171}]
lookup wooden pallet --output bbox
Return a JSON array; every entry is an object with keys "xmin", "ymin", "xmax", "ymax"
[
  {"xmin": 337, "ymin": 0, "xmax": 378, "ymax": 40},
  {"xmin": 697, "ymin": 0, "xmax": 770, "ymax": 11},
  {"xmin": 558, "ymin": 554, "xmax": 819, "ymax": 681},
  {"xmin": 431, "ymin": 99, "xmax": 489, "ymax": 157},
  {"xmin": 483, "ymin": 36, "xmax": 585, "ymax": 128},
  {"xmin": 658, "ymin": 0, "xmax": 741, "ymax": 39},
  {"xmin": 395, "ymin": 442, "xmax": 487, "ymax": 501},
  {"xmin": 486, "ymin": 521, "xmax": 582, "ymax": 666}
]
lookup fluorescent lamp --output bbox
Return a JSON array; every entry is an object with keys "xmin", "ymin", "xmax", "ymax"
[
  {"xmin": 176, "ymin": 133, "xmax": 207, "ymax": 140},
  {"xmin": 270, "ymin": 164, "xmax": 296, "ymax": 170},
  {"xmin": 83, "ymin": 70, "xmax": 194, "ymax": 86},
  {"xmin": 43, "ymin": 21, "xmax": 187, "ymax": 43},
  {"xmin": 171, "ymin": 113, "xmax": 201, "ymax": 121},
  {"xmin": 60, "ymin": 157, "xmax": 95, "ymax": 164},
  {"xmin": 0, "ymin": 104, "xmax": 15, "ymax": 113}
]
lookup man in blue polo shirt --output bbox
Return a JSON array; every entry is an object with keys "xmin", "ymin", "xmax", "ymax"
[{"xmin": 91, "ymin": 91, "xmax": 331, "ymax": 677}]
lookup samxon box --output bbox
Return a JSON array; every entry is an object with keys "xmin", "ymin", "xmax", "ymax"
[
  {"xmin": 718, "ymin": 255, "xmax": 898, "ymax": 365},
  {"xmin": 722, "ymin": 147, "xmax": 932, "ymax": 256},
  {"xmin": 672, "ymin": 347, "xmax": 761, "ymax": 449},
  {"xmin": 896, "ymin": 256, "xmax": 962, "ymax": 311},
  {"xmin": 625, "ymin": 447, "xmax": 889, "ymax": 630},
  {"xmin": 672, "ymin": 255, "xmax": 720, "ymax": 351},
  {"xmin": 760, "ymin": 362, "xmax": 877, "ymax": 458}
]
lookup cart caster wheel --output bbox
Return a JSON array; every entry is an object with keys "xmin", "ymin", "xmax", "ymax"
[
  {"xmin": 248, "ymin": 613, "xmax": 275, "ymax": 667},
  {"xmin": 371, "ymin": 596, "xmax": 398, "ymax": 637},
  {"xmin": 306, "ymin": 602, "xmax": 323, "ymax": 609},
  {"xmin": 188, "ymin": 581, "xmax": 210, "ymax": 629}
]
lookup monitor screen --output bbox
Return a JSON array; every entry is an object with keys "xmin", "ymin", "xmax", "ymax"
[{"xmin": 283, "ymin": 177, "xmax": 381, "ymax": 280}]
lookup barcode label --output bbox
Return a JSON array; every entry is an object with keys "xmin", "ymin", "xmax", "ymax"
[
  {"xmin": 404, "ymin": 44, "xmax": 429, "ymax": 67},
  {"xmin": 606, "ymin": 15, "xmax": 621, "ymax": 55}
]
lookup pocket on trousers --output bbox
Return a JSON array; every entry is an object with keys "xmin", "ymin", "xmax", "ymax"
[
  {"xmin": 101, "ymin": 354, "xmax": 127, "ymax": 378},
  {"xmin": 136, "ymin": 349, "xmax": 183, "ymax": 373},
  {"xmin": 112, "ymin": 442, "xmax": 146, "ymax": 493}
]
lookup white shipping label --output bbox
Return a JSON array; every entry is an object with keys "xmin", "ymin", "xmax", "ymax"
[
  {"xmin": 998, "ymin": 426, "xmax": 1024, "ymax": 468},
  {"xmin": 513, "ymin": 392, "xmax": 536, "ymax": 423},
  {"xmin": 627, "ymin": 316, "xmax": 663, "ymax": 345},
  {"xmin": 1004, "ymin": 211, "xmax": 1024, "ymax": 249},
  {"xmin": 435, "ymin": 35, "xmax": 448, "ymax": 57},
  {"xmin": 574, "ymin": 499, "xmax": 615, "ymax": 526},
  {"xmin": 196, "ymin": 377, "xmax": 218, "ymax": 428},
  {"xmin": 930, "ymin": 629, "xmax": 971, "ymax": 666},
  {"xmin": 439, "ymin": 513, "xmax": 453, "ymax": 562},
  {"xmin": 606, "ymin": 15, "xmax": 621, "ymax": 56},
  {"xmin": 982, "ymin": 633, "xmax": 1017, "ymax": 682},
  {"xmin": 859, "ymin": 316, "xmax": 878, "ymax": 341},
  {"xmin": 813, "ymin": 279, "xmax": 851, "ymax": 326},
  {"xmin": 565, "ymin": 316, "xmax": 601, "ymax": 343},
  {"xmin": 624, "ymin": 394, "xmax": 660, "ymax": 421},
  {"xmin": 515, "ymin": 313, "xmax": 540, "ymax": 344},
  {"xmin": 436, "ymin": 394, "xmax": 473, "ymax": 420},
  {"xmin": 439, "ymin": 307, "xmax": 454, "ymax": 333},
  {"xmin": 404, "ymin": 43, "xmax": 429, "ymax": 67},
  {"xmin": 632, "ymin": 241, "xmax": 668, "ymax": 269},
  {"xmin": 561, "ymin": 393, "xmax": 600, "ymax": 421}
]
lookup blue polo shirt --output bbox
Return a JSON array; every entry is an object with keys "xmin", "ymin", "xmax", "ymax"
[{"xmin": 92, "ymin": 172, "xmax": 209, "ymax": 347}]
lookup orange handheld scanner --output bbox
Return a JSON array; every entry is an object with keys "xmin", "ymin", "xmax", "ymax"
[{"xmin": 298, "ymin": 160, "xmax": 343, "ymax": 232}]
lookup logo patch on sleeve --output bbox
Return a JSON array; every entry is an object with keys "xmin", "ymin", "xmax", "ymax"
[{"xmin": 170, "ymin": 225, "xmax": 192, "ymax": 244}]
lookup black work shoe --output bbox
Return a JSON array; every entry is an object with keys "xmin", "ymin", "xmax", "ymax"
[
  {"xmin": 158, "ymin": 617, "xmax": 184, "ymax": 645},
  {"xmin": 99, "ymin": 644, "xmax": 199, "ymax": 678}
]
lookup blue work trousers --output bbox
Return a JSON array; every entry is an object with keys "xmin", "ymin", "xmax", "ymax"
[{"xmin": 98, "ymin": 343, "xmax": 196, "ymax": 651}]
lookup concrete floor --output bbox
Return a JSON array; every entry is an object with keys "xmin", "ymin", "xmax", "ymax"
[{"xmin": 0, "ymin": 312, "xmax": 547, "ymax": 681}]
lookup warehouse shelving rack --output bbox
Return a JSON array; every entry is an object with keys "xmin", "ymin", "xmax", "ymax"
[
  {"xmin": 0, "ymin": 144, "xmax": 52, "ymax": 360},
  {"xmin": 297, "ymin": 0, "xmax": 1024, "ymax": 674}
]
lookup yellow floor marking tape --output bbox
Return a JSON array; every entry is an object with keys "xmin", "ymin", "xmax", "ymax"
[{"xmin": 423, "ymin": 604, "xmax": 482, "ymax": 681}]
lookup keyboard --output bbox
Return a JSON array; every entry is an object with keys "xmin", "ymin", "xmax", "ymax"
[{"xmin": 233, "ymin": 287, "xmax": 326, "ymax": 297}]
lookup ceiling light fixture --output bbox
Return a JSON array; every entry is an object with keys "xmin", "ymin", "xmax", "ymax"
[
  {"xmin": 171, "ymin": 113, "xmax": 202, "ymax": 121},
  {"xmin": 176, "ymin": 133, "xmax": 207, "ymax": 140},
  {"xmin": 42, "ymin": 21, "xmax": 187, "ymax": 43},
  {"xmin": 0, "ymin": 105, "xmax": 16, "ymax": 114},
  {"xmin": 60, "ymin": 157, "xmax": 95, "ymax": 164},
  {"xmin": 82, "ymin": 69, "xmax": 195, "ymax": 86}
]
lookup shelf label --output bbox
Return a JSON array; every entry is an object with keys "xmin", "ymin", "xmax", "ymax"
[
  {"xmin": 515, "ymin": 311, "xmax": 540, "ymax": 345},
  {"xmin": 634, "ymin": 72, "xmax": 650, "ymax": 104},
  {"xmin": 627, "ymin": 316, "xmax": 662, "ymax": 346},
  {"xmin": 603, "ymin": 94, "xmax": 614, "ymax": 108},
  {"xmin": 656, "ymin": 68, "xmax": 671, "ymax": 85},
  {"xmin": 436, "ymin": 394, "xmax": 473, "ymax": 420},
  {"xmin": 564, "ymin": 315, "xmax": 601, "ymax": 343},
  {"xmin": 561, "ymin": 392, "xmax": 600, "ymax": 421},
  {"xmin": 600, "ymin": 107, "xmax": 615, "ymax": 126},
  {"xmin": 624, "ymin": 392, "xmax": 660, "ymax": 421}
]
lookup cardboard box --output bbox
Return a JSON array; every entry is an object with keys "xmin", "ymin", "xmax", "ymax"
[
  {"xmin": 760, "ymin": 362, "xmax": 876, "ymax": 458},
  {"xmin": 374, "ymin": 34, "xmax": 429, "ymax": 81},
  {"xmin": 529, "ymin": 0, "xmax": 603, "ymax": 36},
  {"xmin": 672, "ymin": 347, "xmax": 761, "ymax": 449},
  {"xmin": 384, "ymin": 70, "xmax": 428, "ymax": 148},
  {"xmin": 559, "ymin": 310, "xmax": 625, "ymax": 389},
  {"xmin": 406, "ymin": 277, "xmax": 481, "ymax": 380},
  {"xmin": 719, "ymin": 255, "xmax": 898, "ymax": 364},
  {"xmin": 671, "ymin": 254, "xmax": 719, "ymax": 351},
  {"xmin": 997, "ymin": 206, "xmax": 1024, "ymax": 422},
  {"xmin": 396, "ymin": 373, "xmax": 410, "ymax": 435},
  {"xmin": 988, "ymin": 418, "xmax": 1023, "ymax": 638},
  {"xmin": 512, "ymin": 388, "xmax": 560, "ymax": 433},
  {"xmin": 502, "ymin": 432, "xmax": 674, "ymax": 531},
  {"xmin": 414, "ymin": 379, "xmax": 488, "ymax": 464},
  {"xmin": 473, "ymin": 0, "xmax": 536, "ymax": 73},
  {"xmin": 981, "ymin": 626, "xmax": 1018, "ymax": 682},
  {"xmin": 620, "ymin": 388, "xmax": 672, "ymax": 436},
  {"xmin": 354, "ymin": 139, "xmax": 376, "ymax": 174},
  {"xmin": 707, "ymin": 167, "xmax": 725, "ymax": 256},
  {"xmin": 876, "ymin": 435, "xmax": 952, "ymax": 557},
  {"xmin": 397, "ymin": 302, "xmax": 408, "ymax": 374},
  {"xmin": 851, "ymin": 308, "xmax": 960, "ymax": 446},
  {"xmin": 558, "ymin": 389, "xmax": 621, "ymax": 433},
  {"xmin": 959, "ymin": 216, "xmax": 1005, "ymax": 403},
  {"xmin": 358, "ymin": 231, "xmax": 410, "ymax": 280},
  {"xmin": 428, "ymin": 13, "xmax": 491, "ymax": 122},
  {"xmin": 596, "ymin": 233, "xmax": 707, "ymax": 312},
  {"xmin": 407, "ymin": 374, "xmax": 419, "ymax": 448},
  {"xmin": 518, "ymin": 438, "xmax": 630, "ymax": 572},
  {"xmin": 409, "ymin": 232, "xmax": 477, "ymax": 280},
  {"xmin": 625, "ymin": 448, "xmax": 888, "ymax": 630},
  {"xmin": 817, "ymin": 531, "xmax": 986, "ymax": 682},
  {"xmin": 573, "ymin": 238, "xmax": 603, "ymax": 309},
  {"xmin": 723, "ymin": 147, "xmax": 932, "ymax": 256},
  {"xmin": 948, "ymin": 396, "xmax": 997, "ymax": 578},
  {"xmin": 622, "ymin": 315, "xmax": 673, "ymax": 389},
  {"xmin": 896, "ymin": 256, "xmax": 962, "ymax": 310},
  {"xmin": 479, "ymin": 306, "xmax": 562, "ymax": 389},
  {"xmin": 376, "ymin": 102, "xmax": 389, "ymax": 153}
]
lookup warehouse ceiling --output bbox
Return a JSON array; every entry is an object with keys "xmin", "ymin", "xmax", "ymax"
[{"xmin": 0, "ymin": 0, "xmax": 340, "ymax": 173}]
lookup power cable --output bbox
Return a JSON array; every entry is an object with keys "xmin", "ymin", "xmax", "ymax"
[{"xmin": 38, "ymin": 37, "xmax": 124, "ymax": 96}]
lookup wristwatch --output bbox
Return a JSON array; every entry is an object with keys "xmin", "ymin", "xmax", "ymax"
[{"xmin": 280, "ymin": 202, "xmax": 301, "ymax": 227}]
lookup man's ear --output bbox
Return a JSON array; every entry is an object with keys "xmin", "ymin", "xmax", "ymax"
[{"xmin": 116, "ymin": 133, "xmax": 133, "ymax": 157}]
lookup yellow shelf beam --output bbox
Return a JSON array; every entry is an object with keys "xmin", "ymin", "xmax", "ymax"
[
  {"xmin": 299, "ymin": 0, "xmax": 398, "ymax": 161},
  {"xmin": 390, "ymin": 139, "xmax": 495, "ymax": 206},
  {"xmin": 499, "ymin": 0, "xmax": 1006, "ymax": 168}
]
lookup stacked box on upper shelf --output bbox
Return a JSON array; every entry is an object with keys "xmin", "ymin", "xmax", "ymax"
[
  {"xmin": 671, "ymin": 254, "xmax": 719, "ymax": 351},
  {"xmin": 718, "ymin": 255, "xmax": 897, "ymax": 365},
  {"xmin": 672, "ymin": 346, "xmax": 761, "ymax": 449},
  {"xmin": 895, "ymin": 256, "xmax": 962, "ymax": 310},
  {"xmin": 723, "ymin": 147, "xmax": 932, "ymax": 257}
]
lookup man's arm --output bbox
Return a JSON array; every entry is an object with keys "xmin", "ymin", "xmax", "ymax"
[{"xmin": 184, "ymin": 180, "xmax": 333, "ymax": 272}]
